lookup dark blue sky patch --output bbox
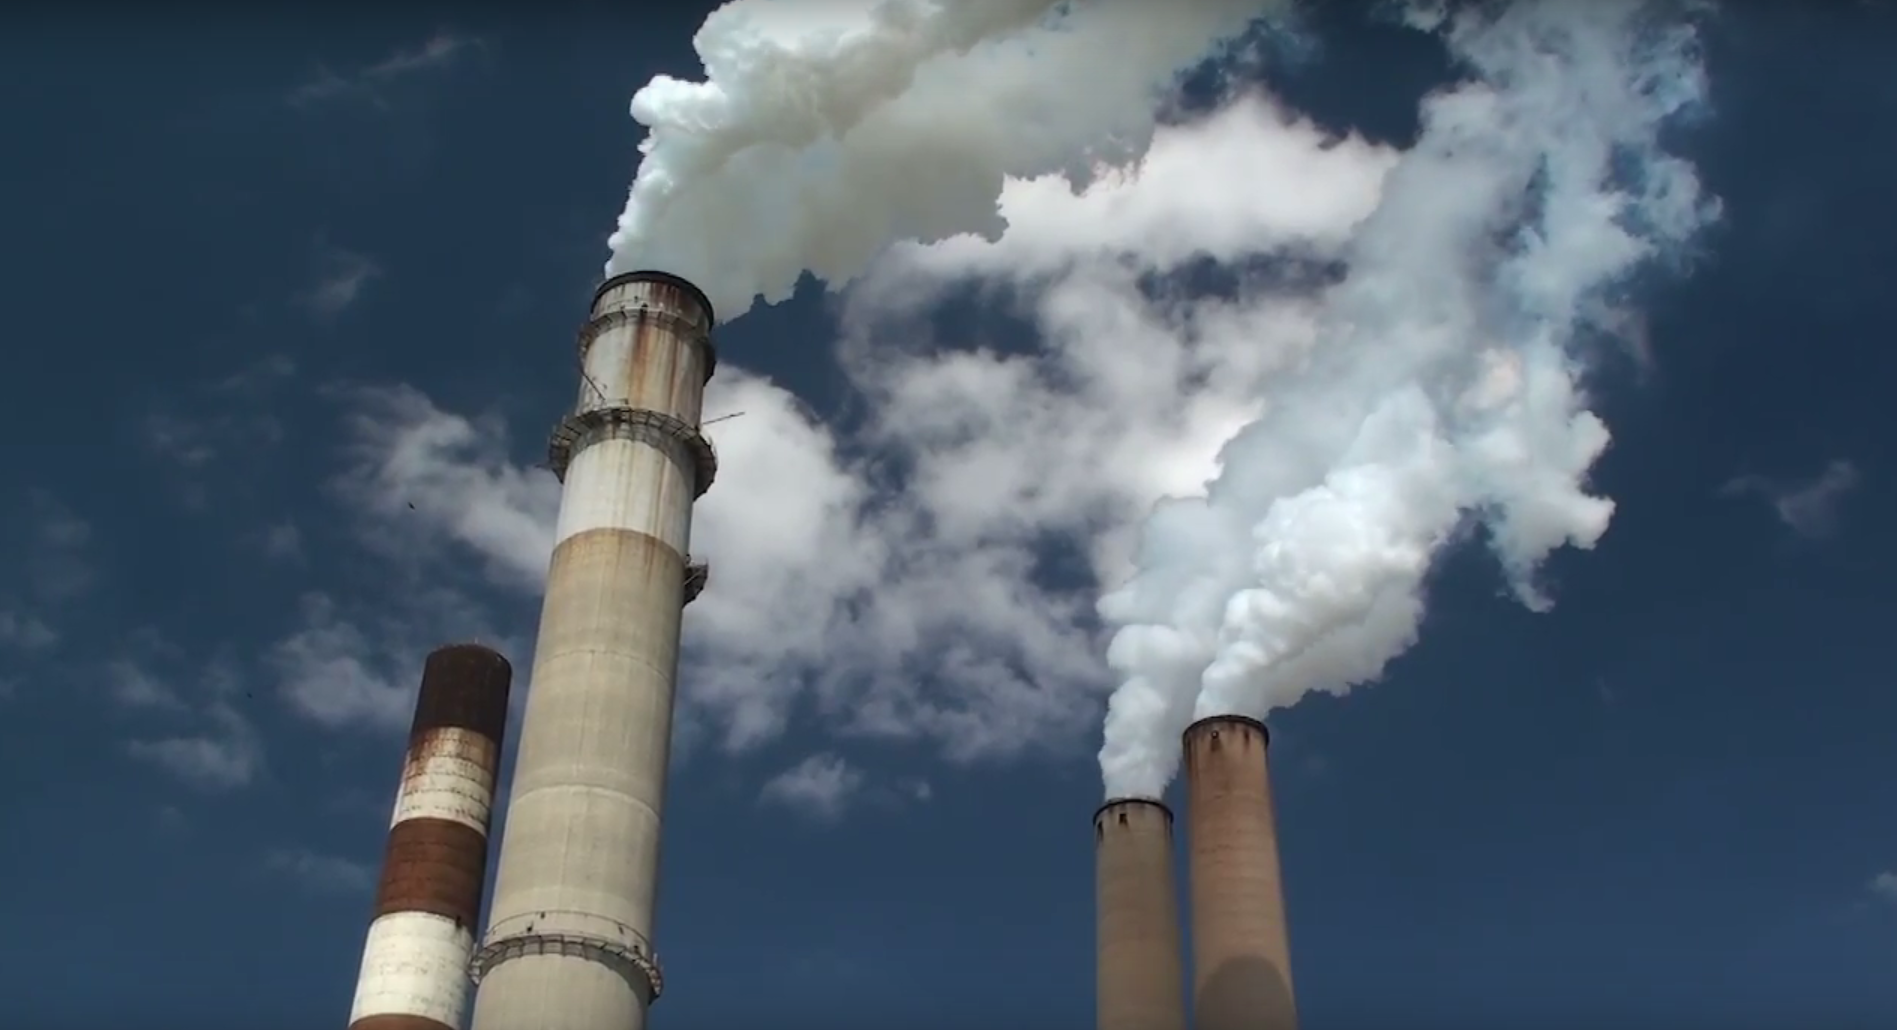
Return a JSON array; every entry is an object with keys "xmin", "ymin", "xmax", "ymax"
[{"xmin": 0, "ymin": 4, "xmax": 1894, "ymax": 1029}]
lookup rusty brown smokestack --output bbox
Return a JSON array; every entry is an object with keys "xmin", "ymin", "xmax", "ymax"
[
  {"xmin": 1095, "ymin": 798, "xmax": 1187, "ymax": 1030},
  {"xmin": 1183, "ymin": 715, "xmax": 1297, "ymax": 1030},
  {"xmin": 347, "ymin": 644, "xmax": 513, "ymax": 1030}
]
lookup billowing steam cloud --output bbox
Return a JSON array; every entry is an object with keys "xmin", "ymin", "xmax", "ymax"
[
  {"xmin": 367, "ymin": 0, "xmax": 1717, "ymax": 794},
  {"xmin": 1098, "ymin": 0, "xmax": 1720, "ymax": 799},
  {"xmin": 606, "ymin": 0, "xmax": 1277, "ymax": 317}
]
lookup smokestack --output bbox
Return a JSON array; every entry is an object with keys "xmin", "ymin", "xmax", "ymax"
[
  {"xmin": 470, "ymin": 271, "xmax": 717, "ymax": 1030},
  {"xmin": 348, "ymin": 643, "xmax": 512, "ymax": 1030},
  {"xmin": 1095, "ymin": 798, "xmax": 1188, "ymax": 1030},
  {"xmin": 1183, "ymin": 715, "xmax": 1297, "ymax": 1030}
]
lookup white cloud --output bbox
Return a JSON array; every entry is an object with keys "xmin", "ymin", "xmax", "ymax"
[
  {"xmin": 896, "ymin": 92, "xmax": 1394, "ymax": 278},
  {"xmin": 289, "ymin": 31, "xmax": 480, "ymax": 108},
  {"xmin": 23, "ymin": 490, "xmax": 93, "ymax": 602},
  {"xmin": 257, "ymin": 522, "xmax": 305, "ymax": 562},
  {"xmin": 0, "ymin": 491, "xmax": 94, "ymax": 664},
  {"xmin": 140, "ymin": 355, "xmax": 295, "ymax": 510},
  {"xmin": 105, "ymin": 659, "xmax": 188, "ymax": 711},
  {"xmin": 309, "ymin": 86, "xmax": 1393, "ymax": 775},
  {"xmin": 0, "ymin": 611, "xmax": 57, "ymax": 652},
  {"xmin": 757, "ymin": 753, "xmax": 932, "ymax": 821},
  {"xmin": 144, "ymin": 412, "xmax": 219, "ymax": 468},
  {"xmin": 269, "ymin": 589, "xmax": 521, "ymax": 734},
  {"xmin": 303, "ymin": 5, "xmax": 1712, "ymax": 807},
  {"xmin": 759, "ymin": 753, "xmax": 866, "ymax": 822},
  {"xmin": 153, "ymin": 804, "xmax": 188, "ymax": 835},
  {"xmin": 1872, "ymin": 871, "xmax": 1897, "ymax": 905},
  {"xmin": 1722, "ymin": 459, "xmax": 1861, "ymax": 539},
  {"xmin": 237, "ymin": 388, "xmax": 542, "ymax": 746},
  {"xmin": 126, "ymin": 702, "xmax": 264, "ymax": 792},
  {"xmin": 327, "ymin": 384, "xmax": 558, "ymax": 592},
  {"xmin": 266, "ymin": 847, "xmax": 376, "ymax": 895},
  {"xmin": 300, "ymin": 245, "xmax": 382, "ymax": 319},
  {"xmin": 211, "ymin": 353, "xmax": 297, "ymax": 395},
  {"xmin": 117, "ymin": 648, "xmax": 267, "ymax": 791}
]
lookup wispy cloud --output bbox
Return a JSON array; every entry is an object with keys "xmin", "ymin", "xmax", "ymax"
[
  {"xmin": 757, "ymin": 753, "xmax": 933, "ymax": 822},
  {"xmin": 153, "ymin": 804, "xmax": 188, "ymax": 836},
  {"xmin": 0, "ymin": 611, "xmax": 57, "ymax": 652},
  {"xmin": 24, "ymin": 491, "xmax": 93, "ymax": 602},
  {"xmin": 266, "ymin": 580, "xmax": 528, "ymax": 739},
  {"xmin": 760, "ymin": 753, "xmax": 865, "ymax": 822},
  {"xmin": 126, "ymin": 702, "xmax": 264, "ymax": 791},
  {"xmin": 255, "ymin": 522, "xmax": 305, "ymax": 563},
  {"xmin": 1722, "ymin": 459, "xmax": 1861, "ymax": 539},
  {"xmin": 144, "ymin": 412, "xmax": 218, "ymax": 468},
  {"xmin": 105, "ymin": 659, "xmax": 188, "ymax": 711},
  {"xmin": 1872, "ymin": 871, "xmax": 1897, "ymax": 905},
  {"xmin": 289, "ymin": 31, "xmax": 481, "ymax": 109},
  {"xmin": 120, "ymin": 650, "xmax": 265, "ymax": 791},
  {"xmin": 140, "ymin": 354, "xmax": 295, "ymax": 501},
  {"xmin": 265, "ymin": 847, "xmax": 375, "ymax": 895},
  {"xmin": 211, "ymin": 353, "xmax": 296, "ymax": 396},
  {"xmin": 0, "ymin": 492, "xmax": 94, "ymax": 667},
  {"xmin": 300, "ymin": 244, "xmax": 381, "ymax": 319}
]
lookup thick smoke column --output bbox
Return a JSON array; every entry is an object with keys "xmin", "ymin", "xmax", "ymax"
[
  {"xmin": 605, "ymin": 0, "xmax": 1280, "ymax": 319},
  {"xmin": 1097, "ymin": 0, "xmax": 1721, "ymax": 799}
]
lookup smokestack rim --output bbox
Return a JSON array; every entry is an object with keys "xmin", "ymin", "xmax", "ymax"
[
  {"xmin": 1181, "ymin": 714, "xmax": 1270, "ymax": 748},
  {"xmin": 426, "ymin": 642, "xmax": 513, "ymax": 676},
  {"xmin": 1093, "ymin": 796, "xmax": 1173, "ymax": 827},
  {"xmin": 412, "ymin": 644, "xmax": 514, "ymax": 744},
  {"xmin": 594, "ymin": 269, "xmax": 716, "ymax": 325}
]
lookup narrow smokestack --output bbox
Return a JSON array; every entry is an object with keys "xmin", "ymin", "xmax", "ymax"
[
  {"xmin": 348, "ymin": 644, "xmax": 512, "ymax": 1030},
  {"xmin": 471, "ymin": 270, "xmax": 717, "ymax": 1030},
  {"xmin": 1183, "ymin": 715, "xmax": 1297, "ymax": 1030},
  {"xmin": 1095, "ymin": 798, "xmax": 1188, "ymax": 1030}
]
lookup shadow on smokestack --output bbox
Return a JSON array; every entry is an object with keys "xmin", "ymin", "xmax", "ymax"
[{"xmin": 1197, "ymin": 956, "xmax": 1296, "ymax": 1030}]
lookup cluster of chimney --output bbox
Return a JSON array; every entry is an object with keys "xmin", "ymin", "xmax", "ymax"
[
  {"xmin": 1096, "ymin": 715, "xmax": 1297, "ymax": 1030},
  {"xmin": 332, "ymin": 269, "xmax": 1299, "ymax": 1030}
]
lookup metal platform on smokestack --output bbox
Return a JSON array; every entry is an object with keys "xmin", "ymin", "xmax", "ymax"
[{"xmin": 469, "ymin": 269, "xmax": 719, "ymax": 1030}]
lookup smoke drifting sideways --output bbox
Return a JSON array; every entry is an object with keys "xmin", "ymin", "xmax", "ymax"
[
  {"xmin": 604, "ymin": 0, "xmax": 1281, "ymax": 319},
  {"xmin": 1097, "ymin": 0, "xmax": 1722, "ymax": 800}
]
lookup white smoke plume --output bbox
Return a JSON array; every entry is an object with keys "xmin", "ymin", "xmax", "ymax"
[
  {"xmin": 605, "ymin": 0, "xmax": 1279, "ymax": 317},
  {"xmin": 316, "ymin": 0, "xmax": 1717, "ymax": 796},
  {"xmin": 1097, "ymin": 0, "xmax": 1721, "ymax": 799}
]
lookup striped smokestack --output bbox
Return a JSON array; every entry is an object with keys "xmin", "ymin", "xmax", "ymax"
[
  {"xmin": 348, "ymin": 644, "xmax": 513, "ymax": 1030},
  {"xmin": 1095, "ymin": 798, "xmax": 1187, "ymax": 1030},
  {"xmin": 471, "ymin": 271, "xmax": 716, "ymax": 1030},
  {"xmin": 1183, "ymin": 715, "xmax": 1297, "ymax": 1030}
]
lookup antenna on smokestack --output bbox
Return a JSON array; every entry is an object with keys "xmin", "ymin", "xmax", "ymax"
[{"xmin": 701, "ymin": 411, "xmax": 745, "ymax": 427}]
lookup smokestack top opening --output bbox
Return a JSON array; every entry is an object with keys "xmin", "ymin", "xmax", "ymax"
[
  {"xmin": 412, "ymin": 644, "xmax": 514, "ymax": 744},
  {"xmin": 427, "ymin": 642, "xmax": 513, "ymax": 672},
  {"xmin": 594, "ymin": 269, "xmax": 716, "ymax": 325},
  {"xmin": 1182, "ymin": 713, "xmax": 1269, "ymax": 748},
  {"xmin": 1094, "ymin": 796, "xmax": 1173, "ymax": 827}
]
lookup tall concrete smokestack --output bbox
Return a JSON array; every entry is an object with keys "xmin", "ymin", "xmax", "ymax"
[
  {"xmin": 348, "ymin": 643, "xmax": 512, "ymax": 1030},
  {"xmin": 469, "ymin": 271, "xmax": 717, "ymax": 1030},
  {"xmin": 1095, "ymin": 798, "xmax": 1188, "ymax": 1030},
  {"xmin": 1183, "ymin": 715, "xmax": 1297, "ymax": 1030}
]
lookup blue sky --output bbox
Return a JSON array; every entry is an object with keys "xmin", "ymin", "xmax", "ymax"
[{"xmin": 2, "ymin": 3, "xmax": 1895, "ymax": 1029}]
